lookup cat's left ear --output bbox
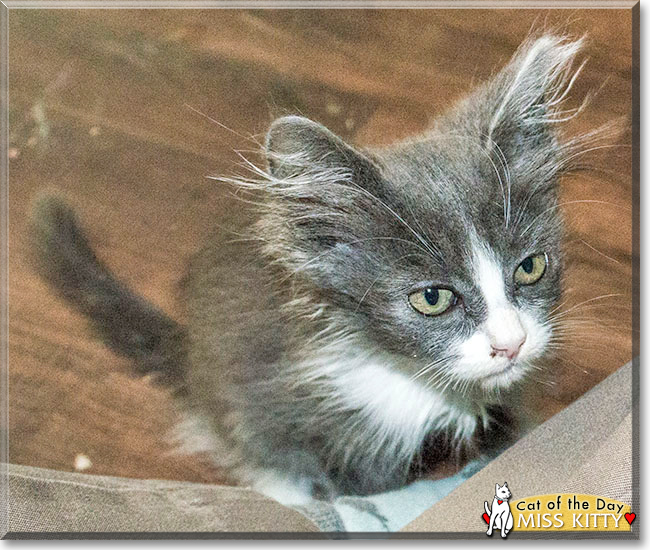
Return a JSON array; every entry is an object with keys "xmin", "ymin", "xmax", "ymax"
[{"xmin": 483, "ymin": 34, "xmax": 586, "ymax": 148}]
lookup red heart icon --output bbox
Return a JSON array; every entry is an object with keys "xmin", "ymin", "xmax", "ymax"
[
  {"xmin": 625, "ymin": 513, "xmax": 636, "ymax": 525},
  {"xmin": 498, "ymin": 500, "xmax": 503, "ymax": 504},
  {"xmin": 482, "ymin": 513, "xmax": 490, "ymax": 524}
]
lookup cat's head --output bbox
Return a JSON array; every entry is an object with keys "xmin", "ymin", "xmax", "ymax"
[
  {"xmin": 255, "ymin": 35, "xmax": 591, "ymax": 393},
  {"xmin": 496, "ymin": 482, "xmax": 512, "ymax": 500}
]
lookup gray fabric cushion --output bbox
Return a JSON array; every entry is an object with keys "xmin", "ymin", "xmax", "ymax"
[{"xmin": 6, "ymin": 464, "xmax": 318, "ymax": 534}]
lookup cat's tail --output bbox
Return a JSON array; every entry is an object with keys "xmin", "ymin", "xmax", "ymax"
[
  {"xmin": 484, "ymin": 501, "xmax": 491, "ymax": 516},
  {"xmin": 30, "ymin": 195, "xmax": 186, "ymax": 391}
]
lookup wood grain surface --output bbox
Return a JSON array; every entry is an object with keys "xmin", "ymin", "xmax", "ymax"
[{"xmin": 7, "ymin": 8, "xmax": 635, "ymax": 485}]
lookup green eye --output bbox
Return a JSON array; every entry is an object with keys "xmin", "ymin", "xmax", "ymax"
[
  {"xmin": 514, "ymin": 253, "xmax": 547, "ymax": 285},
  {"xmin": 408, "ymin": 287, "xmax": 457, "ymax": 316}
]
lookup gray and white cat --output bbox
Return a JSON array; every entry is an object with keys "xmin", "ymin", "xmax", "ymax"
[{"xmin": 32, "ymin": 35, "xmax": 602, "ymax": 505}]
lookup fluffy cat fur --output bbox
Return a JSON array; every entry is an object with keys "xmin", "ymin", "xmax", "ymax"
[{"xmin": 31, "ymin": 35, "xmax": 608, "ymax": 505}]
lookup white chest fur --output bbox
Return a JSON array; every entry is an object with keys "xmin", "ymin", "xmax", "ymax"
[{"xmin": 295, "ymin": 340, "xmax": 482, "ymax": 466}]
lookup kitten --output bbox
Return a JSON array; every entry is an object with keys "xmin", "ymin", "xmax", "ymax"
[{"xmin": 32, "ymin": 35, "xmax": 601, "ymax": 505}]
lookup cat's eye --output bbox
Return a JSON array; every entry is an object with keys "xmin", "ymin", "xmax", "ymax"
[
  {"xmin": 514, "ymin": 253, "xmax": 547, "ymax": 285},
  {"xmin": 408, "ymin": 287, "xmax": 457, "ymax": 316}
]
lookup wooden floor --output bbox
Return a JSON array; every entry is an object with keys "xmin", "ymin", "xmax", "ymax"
[{"xmin": 8, "ymin": 9, "xmax": 634, "ymax": 485}]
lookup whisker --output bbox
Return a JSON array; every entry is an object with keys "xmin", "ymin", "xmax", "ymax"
[
  {"xmin": 520, "ymin": 199, "xmax": 630, "ymax": 237},
  {"xmin": 481, "ymin": 132, "xmax": 512, "ymax": 228},
  {"xmin": 548, "ymin": 293, "xmax": 624, "ymax": 321},
  {"xmin": 185, "ymin": 103, "xmax": 261, "ymax": 146},
  {"xmin": 276, "ymin": 237, "xmax": 432, "ymax": 284},
  {"xmin": 577, "ymin": 238, "xmax": 622, "ymax": 265},
  {"xmin": 344, "ymin": 180, "xmax": 445, "ymax": 264},
  {"xmin": 354, "ymin": 253, "xmax": 422, "ymax": 313}
]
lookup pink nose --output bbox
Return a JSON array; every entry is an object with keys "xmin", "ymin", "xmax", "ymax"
[{"xmin": 490, "ymin": 336, "xmax": 526, "ymax": 360}]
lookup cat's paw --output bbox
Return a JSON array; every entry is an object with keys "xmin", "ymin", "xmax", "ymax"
[
  {"xmin": 250, "ymin": 468, "xmax": 337, "ymax": 507},
  {"xmin": 250, "ymin": 469, "xmax": 320, "ymax": 506}
]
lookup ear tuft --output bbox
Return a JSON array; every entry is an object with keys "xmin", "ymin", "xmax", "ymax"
[{"xmin": 488, "ymin": 34, "xmax": 587, "ymax": 139}]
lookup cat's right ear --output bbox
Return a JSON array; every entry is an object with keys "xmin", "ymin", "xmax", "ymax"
[
  {"xmin": 496, "ymin": 483, "xmax": 501, "ymax": 493},
  {"xmin": 265, "ymin": 115, "xmax": 379, "ymax": 183},
  {"xmin": 259, "ymin": 116, "xmax": 385, "ymax": 284},
  {"xmin": 262, "ymin": 115, "xmax": 384, "ymax": 245}
]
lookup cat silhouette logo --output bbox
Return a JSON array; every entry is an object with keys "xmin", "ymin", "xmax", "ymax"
[{"xmin": 483, "ymin": 482, "xmax": 514, "ymax": 538}]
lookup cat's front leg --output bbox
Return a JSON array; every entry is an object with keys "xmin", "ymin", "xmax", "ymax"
[
  {"xmin": 238, "ymin": 448, "xmax": 337, "ymax": 506},
  {"xmin": 250, "ymin": 468, "xmax": 330, "ymax": 506},
  {"xmin": 477, "ymin": 405, "xmax": 519, "ymax": 455},
  {"xmin": 486, "ymin": 508, "xmax": 497, "ymax": 536},
  {"xmin": 502, "ymin": 512, "xmax": 512, "ymax": 537}
]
